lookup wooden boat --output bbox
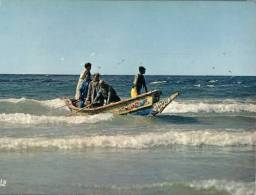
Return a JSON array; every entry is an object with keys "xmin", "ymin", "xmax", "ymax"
[{"xmin": 64, "ymin": 90, "xmax": 179, "ymax": 116}]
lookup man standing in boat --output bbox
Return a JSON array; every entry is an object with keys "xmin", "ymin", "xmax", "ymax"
[
  {"xmin": 131, "ymin": 66, "xmax": 148, "ymax": 97},
  {"xmin": 78, "ymin": 75, "xmax": 92, "ymax": 108},
  {"xmin": 91, "ymin": 80, "xmax": 121, "ymax": 107},
  {"xmin": 75, "ymin": 62, "xmax": 92, "ymax": 100}
]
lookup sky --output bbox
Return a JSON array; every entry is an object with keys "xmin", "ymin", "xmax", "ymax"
[{"xmin": 0, "ymin": 0, "xmax": 255, "ymax": 75}]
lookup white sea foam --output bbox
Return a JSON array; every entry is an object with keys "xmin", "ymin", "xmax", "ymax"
[
  {"xmin": 194, "ymin": 84, "xmax": 201, "ymax": 87},
  {"xmin": 189, "ymin": 179, "xmax": 255, "ymax": 195},
  {"xmin": 207, "ymin": 84, "xmax": 215, "ymax": 88},
  {"xmin": 163, "ymin": 101, "xmax": 256, "ymax": 113},
  {"xmin": 0, "ymin": 97, "xmax": 27, "ymax": 104},
  {"xmin": 150, "ymin": 81, "xmax": 167, "ymax": 84},
  {"xmin": 208, "ymin": 80, "xmax": 218, "ymax": 83},
  {"xmin": 0, "ymin": 98, "xmax": 68, "ymax": 110},
  {"xmin": 89, "ymin": 179, "xmax": 254, "ymax": 195},
  {"xmin": 0, "ymin": 130, "xmax": 254, "ymax": 150},
  {"xmin": 1, "ymin": 98, "xmax": 255, "ymax": 114},
  {"xmin": 40, "ymin": 98, "xmax": 68, "ymax": 109},
  {"xmin": 0, "ymin": 113, "xmax": 113, "ymax": 125}
]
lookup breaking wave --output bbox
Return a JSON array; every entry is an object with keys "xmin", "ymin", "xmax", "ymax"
[
  {"xmin": 208, "ymin": 80, "xmax": 218, "ymax": 83},
  {"xmin": 187, "ymin": 179, "xmax": 254, "ymax": 195},
  {"xmin": 0, "ymin": 113, "xmax": 113, "ymax": 125},
  {"xmin": 0, "ymin": 97, "xmax": 67, "ymax": 109},
  {"xmin": 0, "ymin": 130, "xmax": 254, "ymax": 150},
  {"xmin": 163, "ymin": 101, "xmax": 256, "ymax": 113},
  {"xmin": 90, "ymin": 179, "xmax": 254, "ymax": 195},
  {"xmin": 1, "ymin": 98, "xmax": 255, "ymax": 114},
  {"xmin": 150, "ymin": 81, "xmax": 167, "ymax": 84}
]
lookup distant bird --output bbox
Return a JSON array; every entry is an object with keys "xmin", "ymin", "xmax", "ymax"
[
  {"xmin": 90, "ymin": 52, "xmax": 96, "ymax": 57},
  {"xmin": 117, "ymin": 59, "xmax": 125, "ymax": 65},
  {"xmin": 97, "ymin": 66, "xmax": 102, "ymax": 71},
  {"xmin": 212, "ymin": 66, "xmax": 215, "ymax": 70},
  {"xmin": 228, "ymin": 70, "xmax": 232, "ymax": 73}
]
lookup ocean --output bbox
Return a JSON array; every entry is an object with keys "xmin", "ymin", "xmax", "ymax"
[{"xmin": 0, "ymin": 74, "xmax": 255, "ymax": 195}]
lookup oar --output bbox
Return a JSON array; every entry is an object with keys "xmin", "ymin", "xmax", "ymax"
[
  {"xmin": 51, "ymin": 104, "xmax": 68, "ymax": 110},
  {"xmin": 71, "ymin": 103, "xmax": 92, "ymax": 115}
]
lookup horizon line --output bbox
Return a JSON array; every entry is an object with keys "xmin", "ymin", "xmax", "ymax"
[{"xmin": 0, "ymin": 73, "xmax": 255, "ymax": 77}]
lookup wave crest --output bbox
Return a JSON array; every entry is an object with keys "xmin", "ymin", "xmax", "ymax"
[
  {"xmin": 164, "ymin": 101, "xmax": 256, "ymax": 113},
  {"xmin": 0, "ymin": 97, "xmax": 67, "ymax": 109},
  {"xmin": 150, "ymin": 81, "xmax": 167, "ymax": 84},
  {"xmin": 0, "ymin": 130, "xmax": 254, "ymax": 151},
  {"xmin": 0, "ymin": 113, "xmax": 113, "ymax": 125},
  {"xmin": 1, "ymin": 98, "xmax": 255, "ymax": 114},
  {"xmin": 188, "ymin": 179, "xmax": 254, "ymax": 195},
  {"xmin": 91, "ymin": 180, "xmax": 254, "ymax": 195}
]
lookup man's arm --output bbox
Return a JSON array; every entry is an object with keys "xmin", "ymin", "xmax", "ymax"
[
  {"xmin": 80, "ymin": 69, "xmax": 87, "ymax": 79},
  {"xmin": 143, "ymin": 77, "xmax": 148, "ymax": 92},
  {"xmin": 92, "ymin": 90, "xmax": 102, "ymax": 104}
]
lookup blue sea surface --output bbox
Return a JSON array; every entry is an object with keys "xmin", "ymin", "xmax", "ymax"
[{"xmin": 0, "ymin": 74, "xmax": 255, "ymax": 195}]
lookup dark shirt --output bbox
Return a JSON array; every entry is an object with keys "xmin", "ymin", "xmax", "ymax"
[
  {"xmin": 133, "ymin": 73, "xmax": 147, "ymax": 94},
  {"xmin": 93, "ymin": 84, "xmax": 120, "ymax": 105}
]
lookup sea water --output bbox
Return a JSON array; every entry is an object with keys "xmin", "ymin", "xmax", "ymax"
[{"xmin": 0, "ymin": 74, "xmax": 255, "ymax": 195}]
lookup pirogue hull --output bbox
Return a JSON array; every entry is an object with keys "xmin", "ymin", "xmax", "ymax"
[{"xmin": 64, "ymin": 90, "xmax": 179, "ymax": 115}]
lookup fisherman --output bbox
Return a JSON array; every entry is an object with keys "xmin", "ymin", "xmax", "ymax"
[
  {"xmin": 92, "ymin": 80, "xmax": 121, "ymax": 107},
  {"xmin": 131, "ymin": 66, "xmax": 148, "ymax": 96},
  {"xmin": 79, "ymin": 78, "xmax": 91, "ymax": 108},
  {"xmin": 75, "ymin": 62, "xmax": 92, "ymax": 100},
  {"xmin": 85, "ymin": 73, "xmax": 100, "ymax": 106}
]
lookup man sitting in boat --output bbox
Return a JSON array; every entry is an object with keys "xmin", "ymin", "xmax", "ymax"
[
  {"xmin": 131, "ymin": 66, "xmax": 148, "ymax": 97},
  {"xmin": 75, "ymin": 62, "xmax": 92, "ymax": 100},
  {"xmin": 91, "ymin": 80, "xmax": 121, "ymax": 107},
  {"xmin": 85, "ymin": 73, "xmax": 100, "ymax": 107}
]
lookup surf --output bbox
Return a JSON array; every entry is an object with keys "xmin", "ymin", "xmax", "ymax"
[
  {"xmin": 0, "ymin": 130, "xmax": 254, "ymax": 151},
  {"xmin": 0, "ymin": 97, "xmax": 66, "ymax": 109},
  {"xmin": 88, "ymin": 179, "xmax": 254, "ymax": 195},
  {"xmin": 0, "ymin": 113, "xmax": 113, "ymax": 125},
  {"xmin": 0, "ymin": 98, "xmax": 69, "ymax": 114},
  {"xmin": 163, "ymin": 101, "xmax": 256, "ymax": 113}
]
